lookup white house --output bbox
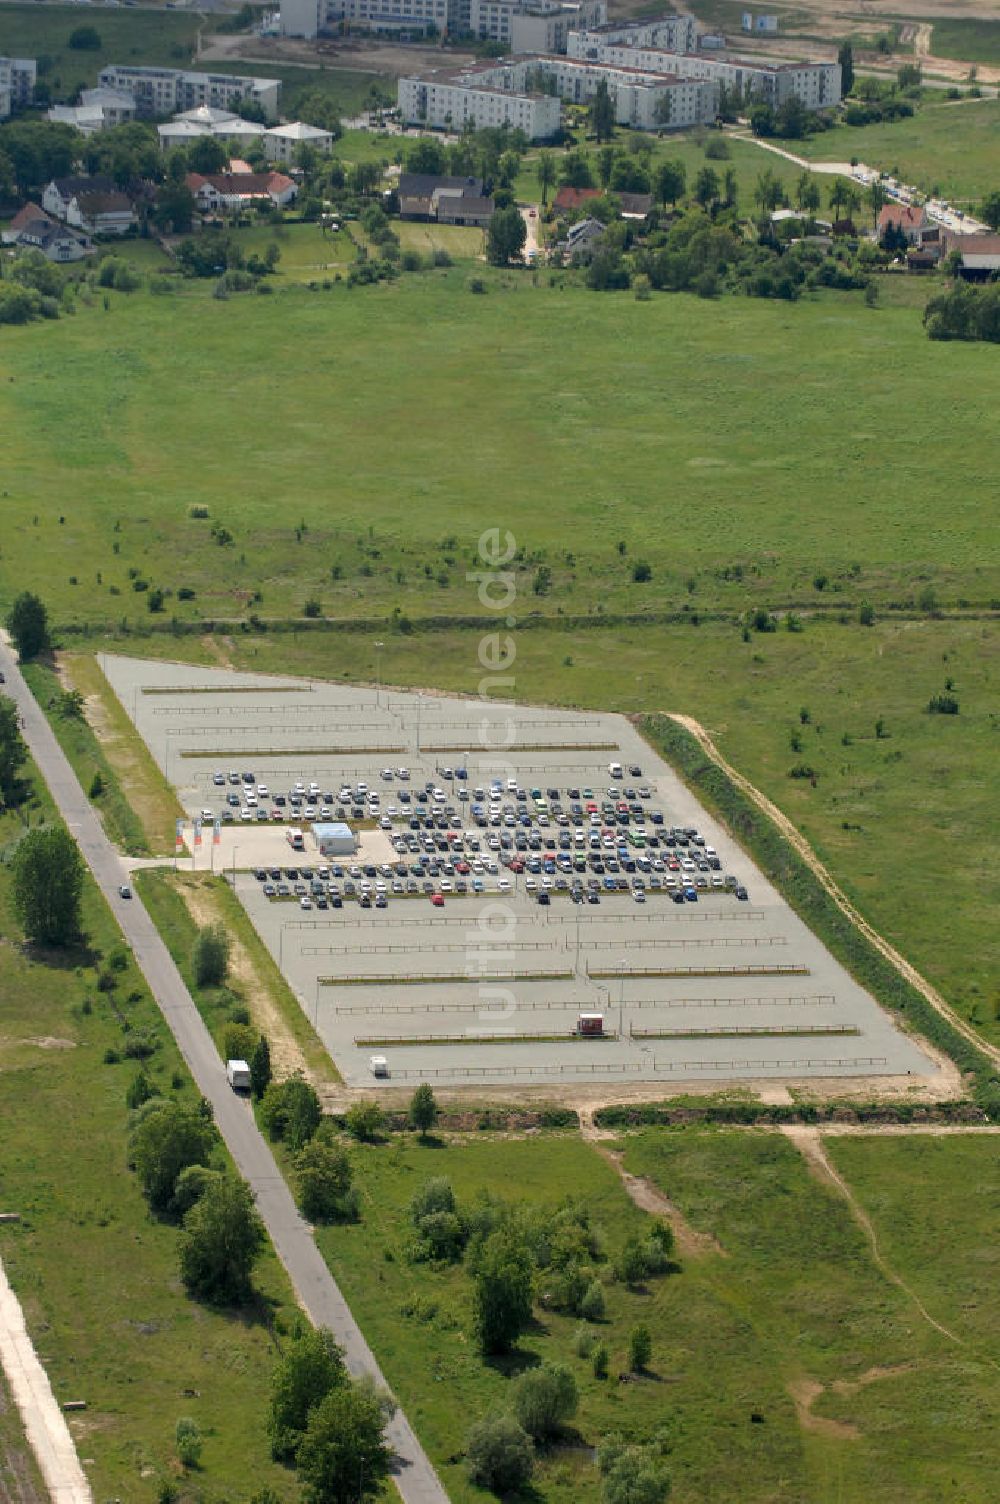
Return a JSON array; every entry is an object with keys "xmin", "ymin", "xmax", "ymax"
[
  {"xmin": 186, "ymin": 170, "xmax": 298, "ymax": 210},
  {"xmin": 263, "ymin": 121, "xmax": 334, "ymax": 163},
  {"xmin": 2, "ymin": 204, "xmax": 92, "ymax": 261}
]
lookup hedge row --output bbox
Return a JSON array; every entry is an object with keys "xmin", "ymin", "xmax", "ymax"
[
  {"xmin": 594, "ymin": 1099, "xmax": 986, "ymax": 1129},
  {"xmin": 640, "ymin": 715, "xmax": 1000, "ymax": 1120}
]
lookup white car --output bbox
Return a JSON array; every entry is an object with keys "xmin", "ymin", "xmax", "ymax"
[
  {"xmin": 396, "ymin": 767, "xmax": 410, "ymax": 780},
  {"xmin": 381, "ymin": 768, "xmax": 394, "ymax": 780},
  {"xmin": 496, "ymin": 876, "xmax": 511, "ymax": 892}
]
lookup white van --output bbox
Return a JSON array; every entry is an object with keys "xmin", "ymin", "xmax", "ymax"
[{"xmin": 608, "ymin": 762, "xmax": 623, "ymax": 778}]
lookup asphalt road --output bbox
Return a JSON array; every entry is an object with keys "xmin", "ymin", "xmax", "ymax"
[{"xmin": 0, "ymin": 640, "xmax": 449, "ymax": 1504}]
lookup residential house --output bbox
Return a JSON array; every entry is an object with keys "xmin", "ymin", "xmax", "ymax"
[
  {"xmin": 158, "ymin": 107, "xmax": 268, "ymax": 153},
  {"xmin": 186, "ymin": 170, "xmax": 298, "ymax": 211},
  {"xmin": 562, "ymin": 214, "xmax": 605, "ymax": 262},
  {"xmin": 1, "ymin": 204, "xmax": 92, "ymax": 261},
  {"xmin": 435, "ymin": 193, "xmax": 495, "ymax": 226},
  {"xmin": 43, "ymin": 175, "xmax": 116, "ymax": 220},
  {"xmin": 617, "ymin": 190, "xmax": 653, "ymax": 220},
  {"xmin": 877, "ymin": 202, "xmax": 930, "ymax": 246},
  {"xmin": 70, "ymin": 190, "xmax": 137, "ymax": 237},
  {"xmin": 397, "ymin": 174, "xmax": 486, "ymax": 222},
  {"xmin": 552, "ymin": 185, "xmax": 600, "ymax": 214}
]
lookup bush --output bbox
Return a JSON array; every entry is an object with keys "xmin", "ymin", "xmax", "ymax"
[
  {"xmin": 88, "ymin": 770, "xmax": 105, "ymax": 798},
  {"xmin": 295, "ymin": 1139, "xmax": 358, "ymax": 1223},
  {"xmin": 178, "ymin": 1175, "xmax": 265, "ymax": 1304},
  {"xmin": 512, "ymin": 1362, "xmax": 578, "ymax": 1440},
  {"xmin": 345, "ymin": 1101, "xmax": 385, "ymax": 1142},
  {"xmin": 125, "ymin": 1069, "xmax": 157, "ymax": 1110},
  {"xmin": 580, "ymin": 1278, "xmax": 606, "ymax": 1321},
  {"xmin": 175, "ymin": 1417, "xmax": 202, "ymax": 1469},
  {"xmin": 592, "ymin": 1343, "xmax": 609, "ymax": 1378},
  {"xmin": 192, "ymin": 923, "xmax": 230, "ymax": 987},
  {"xmin": 260, "ymin": 1075, "xmax": 322, "ymax": 1151},
  {"xmin": 628, "ymin": 1324, "xmax": 652, "ymax": 1372},
  {"xmin": 632, "ymin": 560, "xmax": 652, "ymax": 583},
  {"xmin": 927, "ymin": 694, "xmax": 959, "ymax": 715},
  {"xmin": 223, "ymin": 1022, "xmax": 258, "ymax": 1063},
  {"xmin": 466, "ymin": 1414, "xmax": 534, "ymax": 1495},
  {"xmin": 303, "ymin": 598, "xmax": 322, "ymax": 618},
  {"xmin": 69, "ymin": 24, "xmax": 101, "ymax": 48}
]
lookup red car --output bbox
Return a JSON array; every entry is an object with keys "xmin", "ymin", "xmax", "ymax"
[{"xmin": 430, "ymin": 893, "xmax": 445, "ymax": 907}]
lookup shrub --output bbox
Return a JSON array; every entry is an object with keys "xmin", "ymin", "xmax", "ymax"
[
  {"xmin": 303, "ymin": 598, "xmax": 322, "ymax": 618},
  {"xmin": 125, "ymin": 1069, "xmax": 157, "ymax": 1110},
  {"xmin": 592, "ymin": 1343, "xmax": 609, "ymax": 1378},
  {"xmin": 260, "ymin": 1075, "xmax": 322, "ymax": 1151},
  {"xmin": 175, "ymin": 1417, "xmax": 202, "ymax": 1469},
  {"xmin": 580, "ymin": 1277, "xmax": 606, "ymax": 1321},
  {"xmin": 512, "ymin": 1363, "xmax": 578, "ymax": 1440},
  {"xmin": 628, "ymin": 1324, "xmax": 652, "ymax": 1372},
  {"xmin": 468, "ymin": 276, "xmax": 487, "ymax": 294},
  {"xmin": 223, "ymin": 1022, "xmax": 257, "ymax": 1063},
  {"xmin": 632, "ymin": 561, "xmax": 652, "ymax": 583},
  {"xmin": 345, "ymin": 1101, "xmax": 385, "ymax": 1142},
  {"xmin": 295, "ymin": 1139, "xmax": 359, "ymax": 1223},
  {"xmin": 466, "ymin": 1414, "xmax": 534, "ymax": 1495},
  {"xmin": 192, "ymin": 923, "xmax": 230, "ymax": 987},
  {"xmin": 927, "ymin": 694, "xmax": 959, "ymax": 715}
]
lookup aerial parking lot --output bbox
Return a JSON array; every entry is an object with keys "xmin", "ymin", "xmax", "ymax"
[{"xmin": 101, "ymin": 654, "xmax": 936, "ymax": 1091}]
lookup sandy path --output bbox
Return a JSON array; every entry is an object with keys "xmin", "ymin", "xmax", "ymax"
[
  {"xmin": 667, "ymin": 714, "xmax": 1000, "ymax": 1073},
  {"xmin": 0, "ymin": 1260, "xmax": 92, "ymax": 1504}
]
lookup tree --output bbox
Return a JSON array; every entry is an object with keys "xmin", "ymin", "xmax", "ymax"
[
  {"xmin": 407, "ymin": 138, "xmax": 446, "ymax": 175},
  {"xmin": 179, "ymin": 1174, "xmax": 265, "ymax": 1304},
  {"xmin": 722, "ymin": 168, "xmax": 738, "ymax": 209},
  {"xmin": 0, "ymin": 699, "xmax": 27, "ymax": 807},
  {"xmin": 191, "ymin": 922, "xmax": 230, "ymax": 987},
  {"xmin": 897, "ymin": 62, "xmax": 922, "ymax": 90},
  {"xmin": 471, "ymin": 1228, "xmax": 535, "ymax": 1354},
  {"xmin": 269, "ymin": 1327, "xmax": 348, "ymax": 1461},
  {"xmin": 628, "ymin": 1324, "xmax": 652, "ymax": 1372},
  {"xmin": 868, "ymin": 178, "xmax": 887, "ymax": 229},
  {"xmin": 694, "ymin": 167, "xmax": 719, "ymax": 211},
  {"xmin": 795, "ymin": 172, "xmax": 821, "ymax": 215},
  {"xmin": 68, "ymin": 24, "xmax": 101, "ymax": 48},
  {"xmin": 408, "ymin": 1083, "xmax": 438, "ymax": 1138},
  {"xmin": 187, "ymin": 135, "xmax": 228, "ymax": 175},
  {"xmin": 580, "ymin": 1278, "xmax": 605, "ymax": 1321},
  {"xmin": 129, "ymin": 1102, "xmax": 215, "ymax": 1215},
  {"xmin": 828, "ymin": 176, "xmax": 854, "ymax": 223},
  {"xmin": 466, "ymin": 1413, "xmax": 534, "ymax": 1495},
  {"xmin": 261, "ymin": 1075, "xmax": 323, "ymax": 1151},
  {"xmin": 981, "ymin": 190, "xmax": 1000, "ymax": 232},
  {"xmin": 559, "ymin": 150, "xmax": 595, "ymax": 189},
  {"xmin": 296, "ymin": 1381, "xmax": 391, "ymax": 1504},
  {"xmin": 293, "ymin": 89, "xmax": 343, "ymax": 136},
  {"xmin": 175, "ymin": 1417, "xmax": 202, "ymax": 1469},
  {"xmin": 537, "ymin": 149, "xmax": 556, "ymax": 206},
  {"xmin": 512, "ymin": 1362, "xmax": 578, "ymax": 1440},
  {"xmin": 749, "ymin": 101, "xmax": 775, "ymax": 137},
  {"xmin": 486, "ymin": 205, "xmax": 527, "ymax": 266},
  {"xmin": 655, "ymin": 160, "xmax": 685, "ymax": 207},
  {"xmin": 837, "ymin": 41, "xmax": 855, "ymax": 96},
  {"xmin": 754, "ymin": 168, "xmax": 784, "ymax": 218},
  {"xmin": 250, "ymin": 1034, "xmax": 272, "ymax": 1100},
  {"xmin": 345, "ymin": 1100, "xmax": 385, "ymax": 1143},
  {"xmin": 590, "ymin": 79, "xmax": 615, "ymax": 143},
  {"xmin": 6, "ymin": 592, "xmax": 49, "ymax": 661},
  {"xmin": 294, "ymin": 1139, "xmax": 357, "ymax": 1223},
  {"xmin": 11, "ymin": 826, "xmax": 83, "ymax": 947}
]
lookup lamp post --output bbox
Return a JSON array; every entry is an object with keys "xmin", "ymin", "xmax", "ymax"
[
  {"xmin": 374, "ymin": 639, "xmax": 384, "ymax": 709},
  {"xmin": 618, "ymin": 957, "xmax": 626, "ymax": 1040}
]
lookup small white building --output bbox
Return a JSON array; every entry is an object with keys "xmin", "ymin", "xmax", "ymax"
[
  {"xmin": 264, "ymin": 121, "xmax": 334, "ymax": 164},
  {"xmin": 312, "ymin": 821, "xmax": 357, "ymax": 857}
]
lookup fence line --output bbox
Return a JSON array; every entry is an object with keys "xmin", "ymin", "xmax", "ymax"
[
  {"xmin": 325, "ymin": 994, "xmax": 837, "ymax": 1017},
  {"xmin": 377, "ymin": 1056, "xmax": 888, "ymax": 1081}
]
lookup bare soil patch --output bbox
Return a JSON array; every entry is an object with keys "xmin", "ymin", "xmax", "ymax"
[{"xmin": 787, "ymin": 1377, "xmax": 859, "ymax": 1440}]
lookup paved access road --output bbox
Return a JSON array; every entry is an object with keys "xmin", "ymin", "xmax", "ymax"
[{"xmin": 0, "ymin": 641, "xmax": 449, "ymax": 1504}]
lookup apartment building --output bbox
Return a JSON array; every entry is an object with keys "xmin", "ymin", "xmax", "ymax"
[
  {"xmin": 280, "ymin": 0, "xmax": 600, "ymax": 43},
  {"xmin": 568, "ymin": 33, "xmax": 841, "ymax": 109},
  {"xmin": 0, "ymin": 56, "xmax": 36, "ymax": 119},
  {"xmin": 397, "ymin": 63, "xmax": 561, "ymax": 138},
  {"xmin": 520, "ymin": 54, "xmax": 716, "ymax": 127},
  {"xmin": 97, "ymin": 65, "xmax": 281, "ymax": 121},
  {"xmin": 567, "ymin": 15, "xmax": 698, "ymax": 55}
]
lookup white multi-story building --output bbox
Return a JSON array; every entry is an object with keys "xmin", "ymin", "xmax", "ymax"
[
  {"xmin": 519, "ymin": 54, "xmax": 716, "ymax": 127},
  {"xmin": 568, "ymin": 15, "xmax": 697, "ymax": 55},
  {"xmin": 568, "ymin": 32, "xmax": 840, "ymax": 109},
  {"xmin": 397, "ymin": 63, "xmax": 561, "ymax": 138},
  {"xmin": 280, "ymin": 0, "xmax": 601, "ymax": 42},
  {"xmin": 0, "ymin": 56, "xmax": 36, "ymax": 119},
  {"xmin": 47, "ymin": 86, "xmax": 137, "ymax": 135},
  {"xmin": 264, "ymin": 121, "xmax": 335, "ymax": 163},
  {"xmin": 97, "ymin": 65, "xmax": 281, "ymax": 121}
]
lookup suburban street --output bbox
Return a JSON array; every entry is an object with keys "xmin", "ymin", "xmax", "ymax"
[{"xmin": 0, "ymin": 639, "xmax": 449, "ymax": 1504}]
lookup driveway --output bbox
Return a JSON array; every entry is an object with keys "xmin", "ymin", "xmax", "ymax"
[{"xmin": 0, "ymin": 641, "xmax": 448, "ymax": 1504}]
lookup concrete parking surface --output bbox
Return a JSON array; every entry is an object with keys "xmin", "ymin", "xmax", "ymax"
[{"xmin": 99, "ymin": 654, "xmax": 938, "ymax": 1091}]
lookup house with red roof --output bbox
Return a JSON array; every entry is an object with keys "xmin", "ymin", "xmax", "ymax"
[
  {"xmin": 186, "ymin": 170, "xmax": 297, "ymax": 212},
  {"xmin": 877, "ymin": 202, "xmax": 930, "ymax": 246}
]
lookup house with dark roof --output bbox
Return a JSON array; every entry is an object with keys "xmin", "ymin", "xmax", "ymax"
[
  {"xmin": 72, "ymin": 189, "xmax": 137, "ymax": 236},
  {"xmin": 435, "ymin": 194, "xmax": 495, "ymax": 228},
  {"xmin": 616, "ymin": 191, "xmax": 653, "ymax": 220},
  {"xmin": 941, "ymin": 230, "xmax": 1000, "ymax": 281},
  {"xmin": 395, "ymin": 174, "xmax": 488, "ymax": 224},
  {"xmin": 1, "ymin": 203, "xmax": 92, "ymax": 260},
  {"xmin": 42, "ymin": 174, "xmax": 115, "ymax": 220}
]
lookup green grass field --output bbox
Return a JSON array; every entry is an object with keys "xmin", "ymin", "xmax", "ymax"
[
  {"xmin": 796, "ymin": 96, "xmax": 1000, "ymax": 205},
  {"xmin": 927, "ymin": 17, "xmax": 1000, "ymax": 66},
  {"xmin": 0, "ymin": 784, "xmax": 300, "ymax": 1502},
  {"xmin": 311, "ymin": 1125, "xmax": 1000, "ymax": 1503},
  {"xmin": 0, "ymin": 3, "xmax": 201, "ymax": 98}
]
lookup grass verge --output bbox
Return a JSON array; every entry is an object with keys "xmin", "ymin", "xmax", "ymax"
[{"xmin": 20, "ymin": 660, "xmax": 150, "ymax": 856}]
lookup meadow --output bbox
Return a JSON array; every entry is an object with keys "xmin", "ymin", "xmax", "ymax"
[
  {"xmin": 308, "ymin": 1124, "xmax": 1000, "ymax": 1503},
  {"xmin": 0, "ymin": 778, "xmax": 302, "ymax": 1502},
  {"xmin": 795, "ymin": 95, "xmax": 1000, "ymax": 205},
  {"xmin": 926, "ymin": 17, "xmax": 1000, "ymax": 66}
]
